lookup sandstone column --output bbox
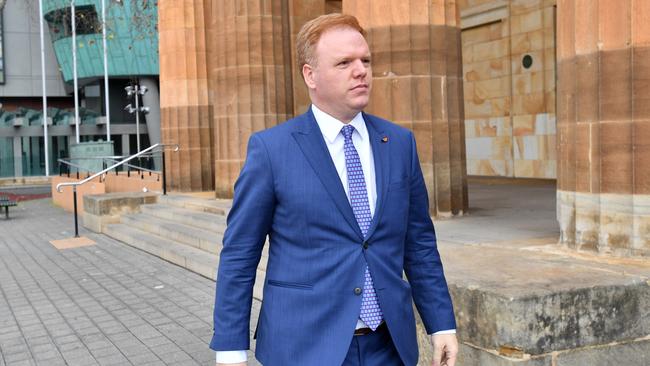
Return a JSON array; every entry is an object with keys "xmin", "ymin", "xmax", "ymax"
[
  {"xmin": 557, "ymin": 0, "xmax": 650, "ymax": 257},
  {"xmin": 208, "ymin": 1, "xmax": 295, "ymax": 196},
  {"xmin": 344, "ymin": 0, "xmax": 468, "ymax": 216},
  {"xmin": 287, "ymin": 1, "xmax": 342, "ymax": 116},
  {"xmin": 159, "ymin": 0, "xmax": 214, "ymax": 191}
]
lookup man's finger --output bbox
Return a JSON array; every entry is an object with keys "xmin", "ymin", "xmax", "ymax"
[
  {"xmin": 432, "ymin": 342, "xmax": 444, "ymax": 366},
  {"xmin": 444, "ymin": 349, "xmax": 458, "ymax": 366}
]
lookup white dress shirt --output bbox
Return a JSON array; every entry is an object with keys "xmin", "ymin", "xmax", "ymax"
[{"xmin": 216, "ymin": 105, "xmax": 453, "ymax": 364}]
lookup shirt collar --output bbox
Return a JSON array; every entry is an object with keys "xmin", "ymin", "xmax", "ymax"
[{"xmin": 311, "ymin": 104, "xmax": 368, "ymax": 144}]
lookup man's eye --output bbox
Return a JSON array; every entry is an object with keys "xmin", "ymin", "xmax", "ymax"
[
  {"xmin": 363, "ymin": 59, "xmax": 371, "ymax": 64},
  {"xmin": 338, "ymin": 61, "xmax": 349, "ymax": 66}
]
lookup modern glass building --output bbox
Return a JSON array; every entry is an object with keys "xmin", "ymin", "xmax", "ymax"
[{"xmin": 0, "ymin": 0, "xmax": 160, "ymax": 178}]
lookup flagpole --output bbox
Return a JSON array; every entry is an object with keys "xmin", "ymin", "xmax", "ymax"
[
  {"xmin": 101, "ymin": 0, "xmax": 110, "ymax": 141},
  {"xmin": 71, "ymin": 0, "xmax": 80, "ymax": 143},
  {"xmin": 38, "ymin": 0, "xmax": 49, "ymax": 176}
]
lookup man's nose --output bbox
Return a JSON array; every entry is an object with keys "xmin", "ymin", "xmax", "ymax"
[{"xmin": 352, "ymin": 59, "xmax": 368, "ymax": 78}]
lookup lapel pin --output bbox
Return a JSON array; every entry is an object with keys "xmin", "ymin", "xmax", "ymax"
[{"xmin": 381, "ymin": 136, "xmax": 388, "ymax": 143}]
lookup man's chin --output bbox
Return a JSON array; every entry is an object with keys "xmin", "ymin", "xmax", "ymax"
[{"xmin": 350, "ymin": 98, "xmax": 370, "ymax": 112}]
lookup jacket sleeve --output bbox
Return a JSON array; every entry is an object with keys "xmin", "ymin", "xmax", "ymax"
[
  {"xmin": 210, "ymin": 133, "xmax": 276, "ymax": 351},
  {"xmin": 402, "ymin": 132, "xmax": 457, "ymax": 334}
]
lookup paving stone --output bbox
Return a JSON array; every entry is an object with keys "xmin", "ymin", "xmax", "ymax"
[
  {"xmin": 95, "ymin": 353, "xmax": 131, "ymax": 366},
  {"xmin": 3, "ymin": 352, "xmax": 32, "ymax": 364},
  {"xmin": 555, "ymin": 338, "xmax": 650, "ymax": 366},
  {"xmin": 0, "ymin": 200, "xmax": 223, "ymax": 366},
  {"xmin": 33, "ymin": 351, "xmax": 65, "ymax": 363},
  {"xmin": 88, "ymin": 346, "xmax": 120, "ymax": 358},
  {"xmin": 126, "ymin": 351, "xmax": 161, "ymax": 364},
  {"xmin": 5, "ymin": 360, "xmax": 36, "ymax": 366}
]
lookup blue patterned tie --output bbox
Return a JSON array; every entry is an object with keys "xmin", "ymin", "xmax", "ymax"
[{"xmin": 341, "ymin": 125, "xmax": 383, "ymax": 330}]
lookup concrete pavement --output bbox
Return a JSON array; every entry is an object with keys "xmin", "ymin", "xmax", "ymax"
[{"xmin": 0, "ymin": 199, "xmax": 251, "ymax": 366}]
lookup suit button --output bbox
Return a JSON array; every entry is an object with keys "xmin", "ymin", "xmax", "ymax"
[
  {"xmin": 354, "ymin": 287, "xmax": 362, "ymax": 295},
  {"xmin": 362, "ymin": 241, "xmax": 369, "ymax": 250}
]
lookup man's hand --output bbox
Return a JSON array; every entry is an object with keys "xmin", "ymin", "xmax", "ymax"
[
  {"xmin": 431, "ymin": 333, "xmax": 459, "ymax": 366},
  {"xmin": 216, "ymin": 363, "xmax": 246, "ymax": 366}
]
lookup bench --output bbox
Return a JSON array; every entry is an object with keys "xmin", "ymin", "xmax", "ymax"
[{"xmin": 0, "ymin": 196, "xmax": 17, "ymax": 219}]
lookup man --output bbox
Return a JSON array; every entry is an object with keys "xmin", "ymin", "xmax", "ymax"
[{"xmin": 211, "ymin": 13, "xmax": 458, "ymax": 366}]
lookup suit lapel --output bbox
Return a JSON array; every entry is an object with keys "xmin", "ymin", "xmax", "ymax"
[
  {"xmin": 364, "ymin": 113, "xmax": 389, "ymax": 240},
  {"xmin": 292, "ymin": 110, "xmax": 364, "ymax": 240}
]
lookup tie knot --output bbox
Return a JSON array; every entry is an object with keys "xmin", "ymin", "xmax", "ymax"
[{"xmin": 341, "ymin": 125, "xmax": 355, "ymax": 141}]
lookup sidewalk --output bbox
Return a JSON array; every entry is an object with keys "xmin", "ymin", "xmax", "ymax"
[
  {"xmin": 0, "ymin": 199, "xmax": 254, "ymax": 366},
  {"xmin": 2, "ymin": 181, "xmax": 648, "ymax": 365}
]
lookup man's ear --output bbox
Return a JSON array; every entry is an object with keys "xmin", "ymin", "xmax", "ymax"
[{"xmin": 302, "ymin": 64, "xmax": 316, "ymax": 89}]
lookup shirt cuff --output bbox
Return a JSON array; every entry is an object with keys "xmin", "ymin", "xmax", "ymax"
[
  {"xmin": 216, "ymin": 350, "xmax": 248, "ymax": 364},
  {"xmin": 432, "ymin": 329, "xmax": 457, "ymax": 335}
]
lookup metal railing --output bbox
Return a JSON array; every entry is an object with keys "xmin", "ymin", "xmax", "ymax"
[
  {"xmin": 58, "ymin": 155, "xmax": 160, "ymax": 179},
  {"xmin": 56, "ymin": 143, "xmax": 179, "ymax": 237}
]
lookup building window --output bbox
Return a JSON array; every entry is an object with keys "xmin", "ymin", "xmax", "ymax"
[{"xmin": 45, "ymin": 5, "xmax": 101, "ymax": 41}]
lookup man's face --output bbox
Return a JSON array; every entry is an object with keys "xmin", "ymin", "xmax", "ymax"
[{"xmin": 303, "ymin": 27, "xmax": 372, "ymax": 123}]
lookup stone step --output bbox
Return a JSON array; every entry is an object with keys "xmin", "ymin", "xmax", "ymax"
[
  {"xmin": 104, "ymin": 223, "xmax": 219, "ymax": 280},
  {"xmin": 140, "ymin": 203, "xmax": 227, "ymax": 233},
  {"xmin": 120, "ymin": 213, "xmax": 223, "ymax": 255},
  {"xmin": 104, "ymin": 223, "xmax": 266, "ymax": 300},
  {"xmin": 158, "ymin": 194, "xmax": 231, "ymax": 216},
  {"xmin": 123, "ymin": 208, "xmax": 270, "ymax": 270}
]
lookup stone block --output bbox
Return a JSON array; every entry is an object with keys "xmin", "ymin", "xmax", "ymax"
[
  {"xmin": 473, "ymin": 38, "xmax": 509, "ymax": 61},
  {"xmin": 445, "ymin": 246, "xmax": 650, "ymax": 356},
  {"xmin": 476, "ymin": 119, "xmax": 497, "ymax": 137},
  {"xmin": 511, "ymin": 0, "xmax": 543, "ymax": 15},
  {"xmin": 600, "ymin": 50, "xmax": 633, "ymax": 122},
  {"xmin": 82, "ymin": 192, "xmax": 159, "ymax": 233},
  {"xmin": 462, "ymin": 25, "xmax": 494, "ymax": 46},
  {"xmin": 492, "ymin": 136, "xmax": 513, "ymax": 160},
  {"xmin": 519, "ymin": 92, "xmax": 547, "ymax": 115},
  {"xmin": 513, "ymin": 115, "xmax": 535, "ymax": 136},
  {"xmin": 493, "ymin": 96, "xmax": 512, "ymax": 117},
  {"xmin": 598, "ymin": 0, "xmax": 631, "ymax": 51},
  {"xmin": 513, "ymin": 72, "xmax": 532, "ymax": 94},
  {"xmin": 496, "ymin": 116, "xmax": 512, "ymax": 136},
  {"xmin": 475, "ymin": 77, "xmax": 510, "ymax": 98},
  {"xmin": 634, "ymin": 121, "xmax": 650, "ymax": 195}
]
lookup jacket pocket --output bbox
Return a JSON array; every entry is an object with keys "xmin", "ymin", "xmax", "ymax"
[{"xmin": 266, "ymin": 279, "xmax": 313, "ymax": 290}]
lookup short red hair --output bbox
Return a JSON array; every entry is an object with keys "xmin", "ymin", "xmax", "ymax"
[{"xmin": 296, "ymin": 13, "xmax": 367, "ymax": 71}]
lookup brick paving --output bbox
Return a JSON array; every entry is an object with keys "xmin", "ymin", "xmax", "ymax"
[{"xmin": 0, "ymin": 199, "xmax": 255, "ymax": 366}]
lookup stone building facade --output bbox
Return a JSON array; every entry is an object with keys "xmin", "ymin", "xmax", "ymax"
[
  {"xmin": 460, "ymin": 0, "xmax": 557, "ymax": 178},
  {"xmin": 159, "ymin": 0, "xmax": 468, "ymax": 217},
  {"xmin": 158, "ymin": 0, "xmax": 649, "ymax": 258}
]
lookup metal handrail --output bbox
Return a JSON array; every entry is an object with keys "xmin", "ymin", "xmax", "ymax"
[
  {"xmin": 56, "ymin": 143, "xmax": 179, "ymax": 237},
  {"xmin": 57, "ymin": 157, "xmax": 159, "ymax": 177},
  {"xmin": 57, "ymin": 159, "xmax": 86, "ymax": 171},
  {"xmin": 58, "ymin": 154, "xmax": 163, "ymax": 176},
  {"xmin": 101, "ymin": 157, "xmax": 159, "ymax": 175},
  {"xmin": 59, "ymin": 156, "xmax": 127, "ymax": 161},
  {"xmin": 58, "ymin": 153, "xmax": 163, "ymax": 161}
]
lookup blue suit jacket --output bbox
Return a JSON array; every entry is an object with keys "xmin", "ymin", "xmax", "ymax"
[{"xmin": 210, "ymin": 110, "xmax": 456, "ymax": 366}]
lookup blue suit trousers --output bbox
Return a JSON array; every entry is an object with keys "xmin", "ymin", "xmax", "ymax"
[{"xmin": 342, "ymin": 325, "xmax": 404, "ymax": 366}]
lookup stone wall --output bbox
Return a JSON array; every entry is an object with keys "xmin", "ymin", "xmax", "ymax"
[
  {"xmin": 345, "ymin": 0, "xmax": 469, "ymax": 216},
  {"xmin": 460, "ymin": 0, "xmax": 556, "ymax": 178}
]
